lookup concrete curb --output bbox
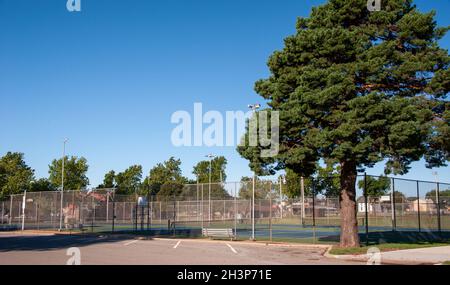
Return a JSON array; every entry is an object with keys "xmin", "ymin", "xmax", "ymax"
[{"xmin": 323, "ymin": 246, "xmax": 436, "ymax": 265}]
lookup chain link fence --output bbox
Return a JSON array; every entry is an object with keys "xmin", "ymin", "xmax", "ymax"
[{"xmin": 1, "ymin": 176, "xmax": 449, "ymax": 244}]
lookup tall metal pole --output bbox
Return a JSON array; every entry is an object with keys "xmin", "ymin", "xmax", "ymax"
[
  {"xmin": 416, "ymin": 180, "xmax": 421, "ymax": 232},
  {"xmin": 391, "ymin": 178, "xmax": 396, "ymax": 231},
  {"xmin": 269, "ymin": 185, "xmax": 272, "ymax": 242},
  {"xmin": 432, "ymin": 172, "xmax": 439, "ymax": 206},
  {"xmin": 279, "ymin": 176, "xmax": 283, "ymax": 219},
  {"xmin": 364, "ymin": 173, "xmax": 369, "ymax": 246},
  {"xmin": 234, "ymin": 182, "xmax": 237, "ymax": 239},
  {"xmin": 436, "ymin": 182, "xmax": 441, "ymax": 234},
  {"xmin": 300, "ymin": 176, "xmax": 305, "ymax": 226},
  {"xmin": 209, "ymin": 158, "xmax": 212, "ymax": 223},
  {"xmin": 247, "ymin": 103, "xmax": 260, "ymax": 240},
  {"xmin": 59, "ymin": 139, "xmax": 67, "ymax": 231},
  {"xmin": 251, "ymin": 175, "xmax": 255, "ymax": 241}
]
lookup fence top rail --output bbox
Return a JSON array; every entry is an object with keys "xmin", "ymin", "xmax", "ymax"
[
  {"xmin": 186, "ymin": 175, "xmax": 450, "ymax": 186},
  {"xmin": 3, "ymin": 175, "xmax": 449, "ymax": 200}
]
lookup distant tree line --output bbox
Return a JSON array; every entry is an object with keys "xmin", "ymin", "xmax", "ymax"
[{"xmin": 0, "ymin": 152, "xmax": 230, "ymax": 200}]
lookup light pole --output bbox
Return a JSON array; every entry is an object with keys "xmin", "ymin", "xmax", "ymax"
[
  {"xmin": 205, "ymin": 154, "xmax": 216, "ymax": 223},
  {"xmin": 248, "ymin": 103, "xmax": 260, "ymax": 241},
  {"xmin": 59, "ymin": 138, "xmax": 68, "ymax": 231},
  {"xmin": 433, "ymin": 171, "xmax": 440, "ymax": 217},
  {"xmin": 432, "ymin": 171, "xmax": 439, "ymax": 210}
]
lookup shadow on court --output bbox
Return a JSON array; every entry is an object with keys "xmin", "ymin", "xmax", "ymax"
[
  {"xmin": 0, "ymin": 234, "xmax": 131, "ymax": 252},
  {"xmin": 318, "ymin": 231, "xmax": 450, "ymax": 245}
]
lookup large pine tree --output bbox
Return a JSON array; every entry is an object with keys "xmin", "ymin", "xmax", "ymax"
[{"xmin": 238, "ymin": 0, "xmax": 449, "ymax": 247}]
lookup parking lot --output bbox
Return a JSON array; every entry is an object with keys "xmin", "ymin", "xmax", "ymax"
[{"xmin": 0, "ymin": 232, "xmax": 363, "ymax": 265}]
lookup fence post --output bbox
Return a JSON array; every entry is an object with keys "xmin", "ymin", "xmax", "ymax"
[
  {"xmin": 35, "ymin": 196, "xmax": 39, "ymax": 230},
  {"xmin": 1, "ymin": 201, "xmax": 4, "ymax": 225},
  {"xmin": 134, "ymin": 202, "xmax": 138, "ymax": 232},
  {"xmin": 21, "ymin": 191, "xmax": 26, "ymax": 231},
  {"xmin": 201, "ymin": 184, "xmax": 204, "ymax": 230},
  {"xmin": 312, "ymin": 180, "xmax": 316, "ymax": 227},
  {"xmin": 112, "ymin": 197, "xmax": 115, "ymax": 233},
  {"xmin": 150, "ymin": 195, "xmax": 154, "ymax": 229},
  {"xmin": 416, "ymin": 181, "xmax": 421, "ymax": 232},
  {"xmin": 234, "ymin": 182, "xmax": 237, "ymax": 239},
  {"xmin": 223, "ymin": 200, "xmax": 225, "ymax": 221},
  {"xmin": 196, "ymin": 182, "xmax": 199, "ymax": 222},
  {"xmin": 279, "ymin": 177, "xmax": 283, "ymax": 219},
  {"xmin": 312, "ymin": 179, "xmax": 316, "ymax": 244},
  {"xmin": 147, "ymin": 194, "xmax": 150, "ymax": 231},
  {"xmin": 436, "ymin": 182, "xmax": 441, "ymax": 234},
  {"xmin": 364, "ymin": 173, "xmax": 369, "ymax": 246},
  {"xmin": 91, "ymin": 196, "xmax": 95, "ymax": 233},
  {"xmin": 141, "ymin": 203, "xmax": 144, "ymax": 231},
  {"xmin": 106, "ymin": 193, "xmax": 109, "ymax": 223},
  {"xmin": 300, "ymin": 176, "xmax": 305, "ymax": 226},
  {"xmin": 251, "ymin": 175, "xmax": 255, "ymax": 241},
  {"xmin": 391, "ymin": 178, "xmax": 397, "ymax": 231},
  {"xmin": 269, "ymin": 181, "xmax": 272, "ymax": 242},
  {"xmin": 9, "ymin": 195, "xmax": 13, "ymax": 225}
]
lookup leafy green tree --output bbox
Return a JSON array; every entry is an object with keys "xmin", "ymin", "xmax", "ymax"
[
  {"xmin": 0, "ymin": 152, "xmax": 35, "ymax": 199},
  {"xmin": 143, "ymin": 157, "xmax": 187, "ymax": 195},
  {"xmin": 237, "ymin": 0, "xmax": 449, "ymax": 247},
  {"xmin": 156, "ymin": 182, "xmax": 185, "ymax": 200},
  {"xmin": 193, "ymin": 156, "xmax": 227, "ymax": 183},
  {"xmin": 283, "ymin": 164, "xmax": 340, "ymax": 198},
  {"xmin": 115, "ymin": 165, "xmax": 142, "ymax": 194},
  {"xmin": 97, "ymin": 170, "xmax": 116, "ymax": 189},
  {"xmin": 30, "ymin": 178, "xmax": 56, "ymax": 192},
  {"xmin": 193, "ymin": 156, "xmax": 230, "ymax": 199},
  {"xmin": 358, "ymin": 175, "xmax": 391, "ymax": 197},
  {"xmin": 238, "ymin": 176, "xmax": 273, "ymax": 200},
  {"xmin": 425, "ymin": 189, "xmax": 450, "ymax": 203},
  {"xmin": 283, "ymin": 169, "xmax": 311, "ymax": 198},
  {"xmin": 48, "ymin": 156, "xmax": 89, "ymax": 190}
]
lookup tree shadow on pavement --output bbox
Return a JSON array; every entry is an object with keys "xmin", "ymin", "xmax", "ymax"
[
  {"xmin": 318, "ymin": 231, "xmax": 450, "ymax": 245},
  {"xmin": 0, "ymin": 234, "xmax": 133, "ymax": 252}
]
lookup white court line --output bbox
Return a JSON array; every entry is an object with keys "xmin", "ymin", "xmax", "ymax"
[
  {"xmin": 123, "ymin": 240, "xmax": 139, "ymax": 246},
  {"xmin": 173, "ymin": 240, "xmax": 181, "ymax": 249},
  {"xmin": 226, "ymin": 243, "xmax": 238, "ymax": 254}
]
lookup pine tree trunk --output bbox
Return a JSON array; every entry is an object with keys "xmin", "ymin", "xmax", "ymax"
[{"xmin": 339, "ymin": 160, "xmax": 360, "ymax": 247}]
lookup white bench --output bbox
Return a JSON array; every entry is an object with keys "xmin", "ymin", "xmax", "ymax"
[{"xmin": 202, "ymin": 228, "xmax": 235, "ymax": 240}]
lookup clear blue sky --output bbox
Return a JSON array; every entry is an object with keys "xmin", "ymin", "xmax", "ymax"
[{"xmin": 1, "ymin": 0, "xmax": 449, "ymax": 188}]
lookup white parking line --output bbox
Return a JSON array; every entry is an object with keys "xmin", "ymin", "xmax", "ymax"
[
  {"xmin": 123, "ymin": 240, "xmax": 139, "ymax": 246},
  {"xmin": 226, "ymin": 243, "xmax": 237, "ymax": 254},
  {"xmin": 173, "ymin": 240, "xmax": 181, "ymax": 249}
]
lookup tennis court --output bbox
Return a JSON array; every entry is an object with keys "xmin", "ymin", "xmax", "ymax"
[{"xmin": 2, "ymin": 176, "xmax": 449, "ymax": 245}]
